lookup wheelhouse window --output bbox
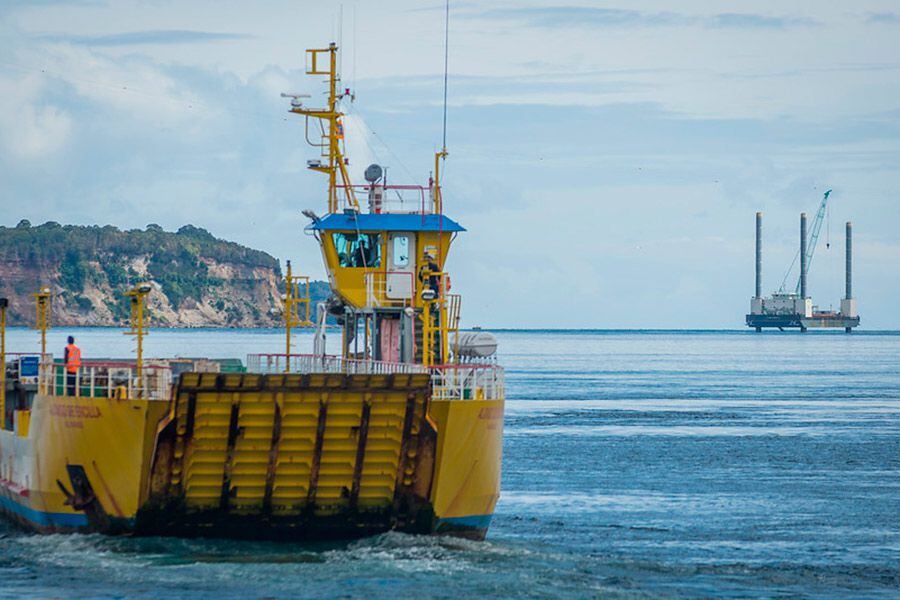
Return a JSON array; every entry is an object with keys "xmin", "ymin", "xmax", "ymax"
[
  {"xmin": 392, "ymin": 235, "xmax": 410, "ymax": 267},
  {"xmin": 332, "ymin": 232, "xmax": 382, "ymax": 268}
]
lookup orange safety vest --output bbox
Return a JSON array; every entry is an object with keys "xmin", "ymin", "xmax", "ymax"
[{"xmin": 65, "ymin": 344, "xmax": 82, "ymax": 373}]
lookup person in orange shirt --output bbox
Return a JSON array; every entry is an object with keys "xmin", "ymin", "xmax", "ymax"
[{"xmin": 64, "ymin": 335, "xmax": 81, "ymax": 396}]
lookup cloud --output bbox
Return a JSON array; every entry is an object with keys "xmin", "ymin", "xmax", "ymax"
[
  {"xmin": 2, "ymin": 40, "xmax": 238, "ymax": 130},
  {"xmin": 35, "ymin": 29, "xmax": 253, "ymax": 46},
  {"xmin": 0, "ymin": 72, "xmax": 72, "ymax": 160},
  {"xmin": 866, "ymin": 12, "xmax": 900, "ymax": 24},
  {"xmin": 474, "ymin": 6, "xmax": 688, "ymax": 28},
  {"xmin": 709, "ymin": 13, "xmax": 817, "ymax": 29},
  {"xmin": 472, "ymin": 6, "xmax": 816, "ymax": 30},
  {"xmin": 2, "ymin": 0, "xmax": 900, "ymax": 328},
  {"xmin": 406, "ymin": 1, "xmax": 480, "ymax": 13},
  {"xmin": 356, "ymin": 72, "xmax": 650, "ymax": 111},
  {"xmin": 0, "ymin": 0, "xmax": 101, "ymax": 11}
]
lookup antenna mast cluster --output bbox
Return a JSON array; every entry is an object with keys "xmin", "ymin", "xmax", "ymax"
[{"xmin": 283, "ymin": 43, "xmax": 359, "ymax": 214}]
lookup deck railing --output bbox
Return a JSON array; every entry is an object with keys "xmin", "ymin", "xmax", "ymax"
[
  {"xmin": 336, "ymin": 184, "xmax": 430, "ymax": 214},
  {"xmin": 247, "ymin": 353, "xmax": 504, "ymax": 400},
  {"xmin": 38, "ymin": 361, "xmax": 172, "ymax": 401},
  {"xmin": 431, "ymin": 363, "xmax": 505, "ymax": 401},
  {"xmin": 247, "ymin": 353, "xmax": 429, "ymax": 376},
  {"xmin": 4, "ymin": 353, "xmax": 52, "ymax": 383}
]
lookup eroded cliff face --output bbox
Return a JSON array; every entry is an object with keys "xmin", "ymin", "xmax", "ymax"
[{"xmin": 0, "ymin": 222, "xmax": 284, "ymax": 327}]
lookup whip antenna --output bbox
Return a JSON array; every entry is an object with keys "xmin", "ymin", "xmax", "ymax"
[{"xmin": 442, "ymin": 0, "xmax": 449, "ymax": 150}]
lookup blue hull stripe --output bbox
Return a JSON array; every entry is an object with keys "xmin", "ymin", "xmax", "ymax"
[
  {"xmin": 1, "ymin": 491, "xmax": 493, "ymax": 535},
  {"xmin": 436, "ymin": 514, "xmax": 493, "ymax": 530},
  {"xmin": 0, "ymin": 493, "xmax": 89, "ymax": 529}
]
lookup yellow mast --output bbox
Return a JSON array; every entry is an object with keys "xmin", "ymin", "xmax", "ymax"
[
  {"xmin": 0, "ymin": 298, "xmax": 7, "ymax": 416},
  {"xmin": 285, "ymin": 261, "xmax": 292, "ymax": 365},
  {"xmin": 283, "ymin": 260, "xmax": 313, "ymax": 371},
  {"xmin": 288, "ymin": 43, "xmax": 359, "ymax": 213},
  {"xmin": 33, "ymin": 287, "xmax": 51, "ymax": 356},
  {"xmin": 433, "ymin": 149, "xmax": 448, "ymax": 214},
  {"xmin": 125, "ymin": 283, "xmax": 152, "ymax": 384}
]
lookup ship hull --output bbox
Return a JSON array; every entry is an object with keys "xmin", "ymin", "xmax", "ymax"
[
  {"xmin": 0, "ymin": 392, "xmax": 169, "ymax": 534},
  {"xmin": 428, "ymin": 397, "xmax": 504, "ymax": 539},
  {"xmin": 0, "ymin": 373, "xmax": 503, "ymax": 541}
]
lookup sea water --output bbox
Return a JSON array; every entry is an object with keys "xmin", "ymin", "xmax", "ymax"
[{"xmin": 0, "ymin": 329, "xmax": 898, "ymax": 598}]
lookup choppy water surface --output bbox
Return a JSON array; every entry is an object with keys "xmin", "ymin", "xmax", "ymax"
[{"xmin": 1, "ymin": 329, "xmax": 899, "ymax": 598}]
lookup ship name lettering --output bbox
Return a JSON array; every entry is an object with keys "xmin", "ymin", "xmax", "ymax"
[
  {"xmin": 477, "ymin": 407, "xmax": 503, "ymax": 420},
  {"xmin": 49, "ymin": 404, "xmax": 102, "ymax": 419}
]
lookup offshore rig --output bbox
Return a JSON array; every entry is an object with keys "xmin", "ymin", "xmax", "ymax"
[{"xmin": 747, "ymin": 191, "xmax": 860, "ymax": 333}]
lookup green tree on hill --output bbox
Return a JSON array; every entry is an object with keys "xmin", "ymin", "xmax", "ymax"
[{"xmin": 0, "ymin": 221, "xmax": 309, "ymax": 326}]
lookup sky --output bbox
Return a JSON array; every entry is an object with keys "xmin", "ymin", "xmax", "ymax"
[{"xmin": 1, "ymin": 0, "xmax": 899, "ymax": 328}]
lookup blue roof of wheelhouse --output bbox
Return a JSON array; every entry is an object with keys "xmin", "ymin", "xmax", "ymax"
[{"xmin": 307, "ymin": 213, "xmax": 466, "ymax": 233}]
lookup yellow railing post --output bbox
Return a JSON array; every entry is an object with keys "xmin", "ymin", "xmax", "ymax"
[
  {"xmin": 124, "ymin": 283, "xmax": 152, "ymax": 391},
  {"xmin": 419, "ymin": 270, "xmax": 453, "ymax": 366},
  {"xmin": 285, "ymin": 261, "xmax": 292, "ymax": 365},
  {"xmin": 433, "ymin": 149, "xmax": 448, "ymax": 214},
  {"xmin": 421, "ymin": 299, "xmax": 434, "ymax": 367},
  {"xmin": 33, "ymin": 287, "xmax": 51, "ymax": 357},
  {"xmin": 283, "ymin": 261, "xmax": 314, "ymax": 372},
  {"xmin": 447, "ymin": 293, "xmax": 462, "ymax": 361},
  {"xmin": 0, "ymin": 297, "xmax": 7, "ymax": 418},
  {"xmin": 440, "ymin": 289, "xmax": 449, "ymax": 365}
]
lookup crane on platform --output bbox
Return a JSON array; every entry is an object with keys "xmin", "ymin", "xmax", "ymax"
[{"xmin": 778, "ymin": 189, "xmax": 832, "ymax": 293}]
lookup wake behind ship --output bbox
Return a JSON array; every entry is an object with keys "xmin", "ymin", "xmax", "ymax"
[{"xmin": 0, "ymin": 42, "xmax": 504, "ymax": 541}]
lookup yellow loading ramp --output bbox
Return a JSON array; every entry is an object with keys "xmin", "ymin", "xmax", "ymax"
[{"xmin": 139, "ymin": 372, "xmax": 438, "ymax": 539}]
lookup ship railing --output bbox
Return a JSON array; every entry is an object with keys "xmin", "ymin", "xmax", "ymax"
[
  {"xmin": 336, "ymin": 184, "xmax": 432, "ymax": 215},
  {"xmin": 3, "ymin": 352, "xmax": 52, "ymax": 360},
  {"xmin": 430, "ymin": 363, "xmax": 505, "ymax": 401},
  {"xmin": 3, "ymin": 353, "xmax": 52, "ymax": 384},
  {"xmin": 245, "ymin": 354, "xmax": 503, "ymax": 400},
  {"xmin": 247, "ymin": 353, "xmax": 429, "ymax": 375},
  {"xmin": 38, "ymin": 360, "xmax": 172, "ymax": 401},
  {"xmin": 365, "ymin": 271, "xmax": 416, "ymax": 308}
]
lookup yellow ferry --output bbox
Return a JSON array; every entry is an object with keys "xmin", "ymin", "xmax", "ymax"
[{"xmin": 0, "ymin": 43, "xmax": 504, "ymax": 540}]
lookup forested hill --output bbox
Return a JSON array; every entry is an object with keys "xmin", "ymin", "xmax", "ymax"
[{"xmin": 0, "ymin": 220, "xmax": 327, "ymax": 327}]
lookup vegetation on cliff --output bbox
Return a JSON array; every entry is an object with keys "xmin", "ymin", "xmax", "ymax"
[{"xmin": 0, "ymin": 221, "xmax": 326, "ymax": 327}]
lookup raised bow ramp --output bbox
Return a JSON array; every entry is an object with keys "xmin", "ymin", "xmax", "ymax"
[{"xmin": 138, "ymin": 371, "xmax": 438, "ymax": 539}]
